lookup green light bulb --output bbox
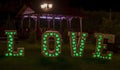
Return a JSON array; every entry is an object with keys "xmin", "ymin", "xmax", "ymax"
[
  {"xmin": 56, "ymin": 48, "xmax": 59, "ymax": 51},
  {"xmin": 19, "ymin": 53, "xmax": 23, "ymax": 56},
  {"xmin": 108, "ymin": 54, "xmax": 112, "ymax": 57},
  {"xmin": 10, "ymin": 32, "xmax": 13, "ymax": 35},
  {"xmin": 20, "ymin": 50, "xmax": 23, "ymax": 53},
  {"xmin": 43, "ymin": 48, "xmax": 47, "ymax": 51},
  {"xmin": 72, "ymin": 32, "xmax": 75, "ymax": 35},
  {"xmin": 44, "ymin": 41, "xmax": 47, "ymax": 43},
  {"xmin": 9, "ymin": 53, "xmax": 13, "ymax": 56},
  {"xmin": 56, "ymin": 34, "xmax": 59, "ymax": 37},
  {"xmin": 76, "ymin": 53, "xmax": 79, "ymax": 56},
  {"xmin": 80, "ymin": 48, "xmax": 83, "ymax": 51},
  {"xmin": 73, "ymin": 47, "xmax": 76, "ymax": 50},
  {"xmin": 73, "ymin": 51, "xmax": 76, "ymax": 53},
  {"xmin": 81, "ymin": 43, "xmax": 84, "ymax": 45},
  {"xmin": 45, "ymin": 52, "xmax": 48, "ymax": 55},
  {"xmin": 82, "ymin": 33, "xmax": 86, "ymax": 37},
  {"xmin": 49, "ymin": 54, "xmax": 52, "ymax": 56},
  {"xmin": 50, "ymin": 33, "xmax": 53, "ymax": 36},
  {"xmin": 5, "ymin": 53, "xmax": 8, "ymax": 56},
  {"xmin": 72, "ymin": 42, "xmax": 76, "ymax": 45},
  {"xmin": 14, "ymin": 54, "xmax": 16, "ymax": 56},
  {"xmin": 55, "ymin": 53, "xmax": 59, "ymax": 56},
  {"xmin": 56, "ymin": 41, "xmax": 60, "ymax": 44},
  {"xmin": 57, "ymin": 38, "xmax": 60, "ymax": 41},
  {"xmin": 44, "ymin": 35, "xmax": 47, "ymax": 37}
]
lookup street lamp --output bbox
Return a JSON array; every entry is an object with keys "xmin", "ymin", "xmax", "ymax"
[{"xmin": 40, "ymin": 1, "xmax": 53, "ymax": 29}]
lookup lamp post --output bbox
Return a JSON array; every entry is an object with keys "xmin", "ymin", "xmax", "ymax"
[{"xmin": 40, "ymin": 2, "xmax": 53, "ymax": 29}]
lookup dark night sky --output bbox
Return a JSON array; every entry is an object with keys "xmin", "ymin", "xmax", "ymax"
[
  {"xmin": 68, "ymin": 0, "xmax": 120, "ymax": 11},
  {"xmin": 0, "ymin": 0, "xmax": 120, "ymax": 15}
]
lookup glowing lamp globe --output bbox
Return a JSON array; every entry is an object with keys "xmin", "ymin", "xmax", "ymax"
[{"xmin": 40, "ymin": 2, "xmax": 53, "ymax": 11}]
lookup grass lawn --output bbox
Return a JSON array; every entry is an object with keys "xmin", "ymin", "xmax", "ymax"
[{"xmin": 0, "ymin": 41, "xmax": 120, "ymax": 70}]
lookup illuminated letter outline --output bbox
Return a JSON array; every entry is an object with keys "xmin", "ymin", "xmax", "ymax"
[
  {"xmin": 5, "ymin": 30, "xmax": 24, "ymax": 56},
  {"xmin": 41, "ymin": 30, "xmax": 62, "ymax": 57},
  {"xmin": 68, "ymin": 32, "xmax": 88, "ymax": 57},
  {"xmin": 93, "ymin": 33, "xmax": 115, "ymax": 60}
]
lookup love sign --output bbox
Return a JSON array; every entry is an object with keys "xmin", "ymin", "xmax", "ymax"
[{"xmin": 3, "ymin": 30, "xmax": 115, "ymax": 60}]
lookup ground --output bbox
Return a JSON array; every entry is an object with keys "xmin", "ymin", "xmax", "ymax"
[{"xmin": 0, "ymin": 41, "xmax": 120, "ymax": 70}]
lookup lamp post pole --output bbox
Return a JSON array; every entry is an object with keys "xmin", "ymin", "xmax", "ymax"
[{"xmin": 80, "ymin": 17, "xmax": 82, "ymax": 33}]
